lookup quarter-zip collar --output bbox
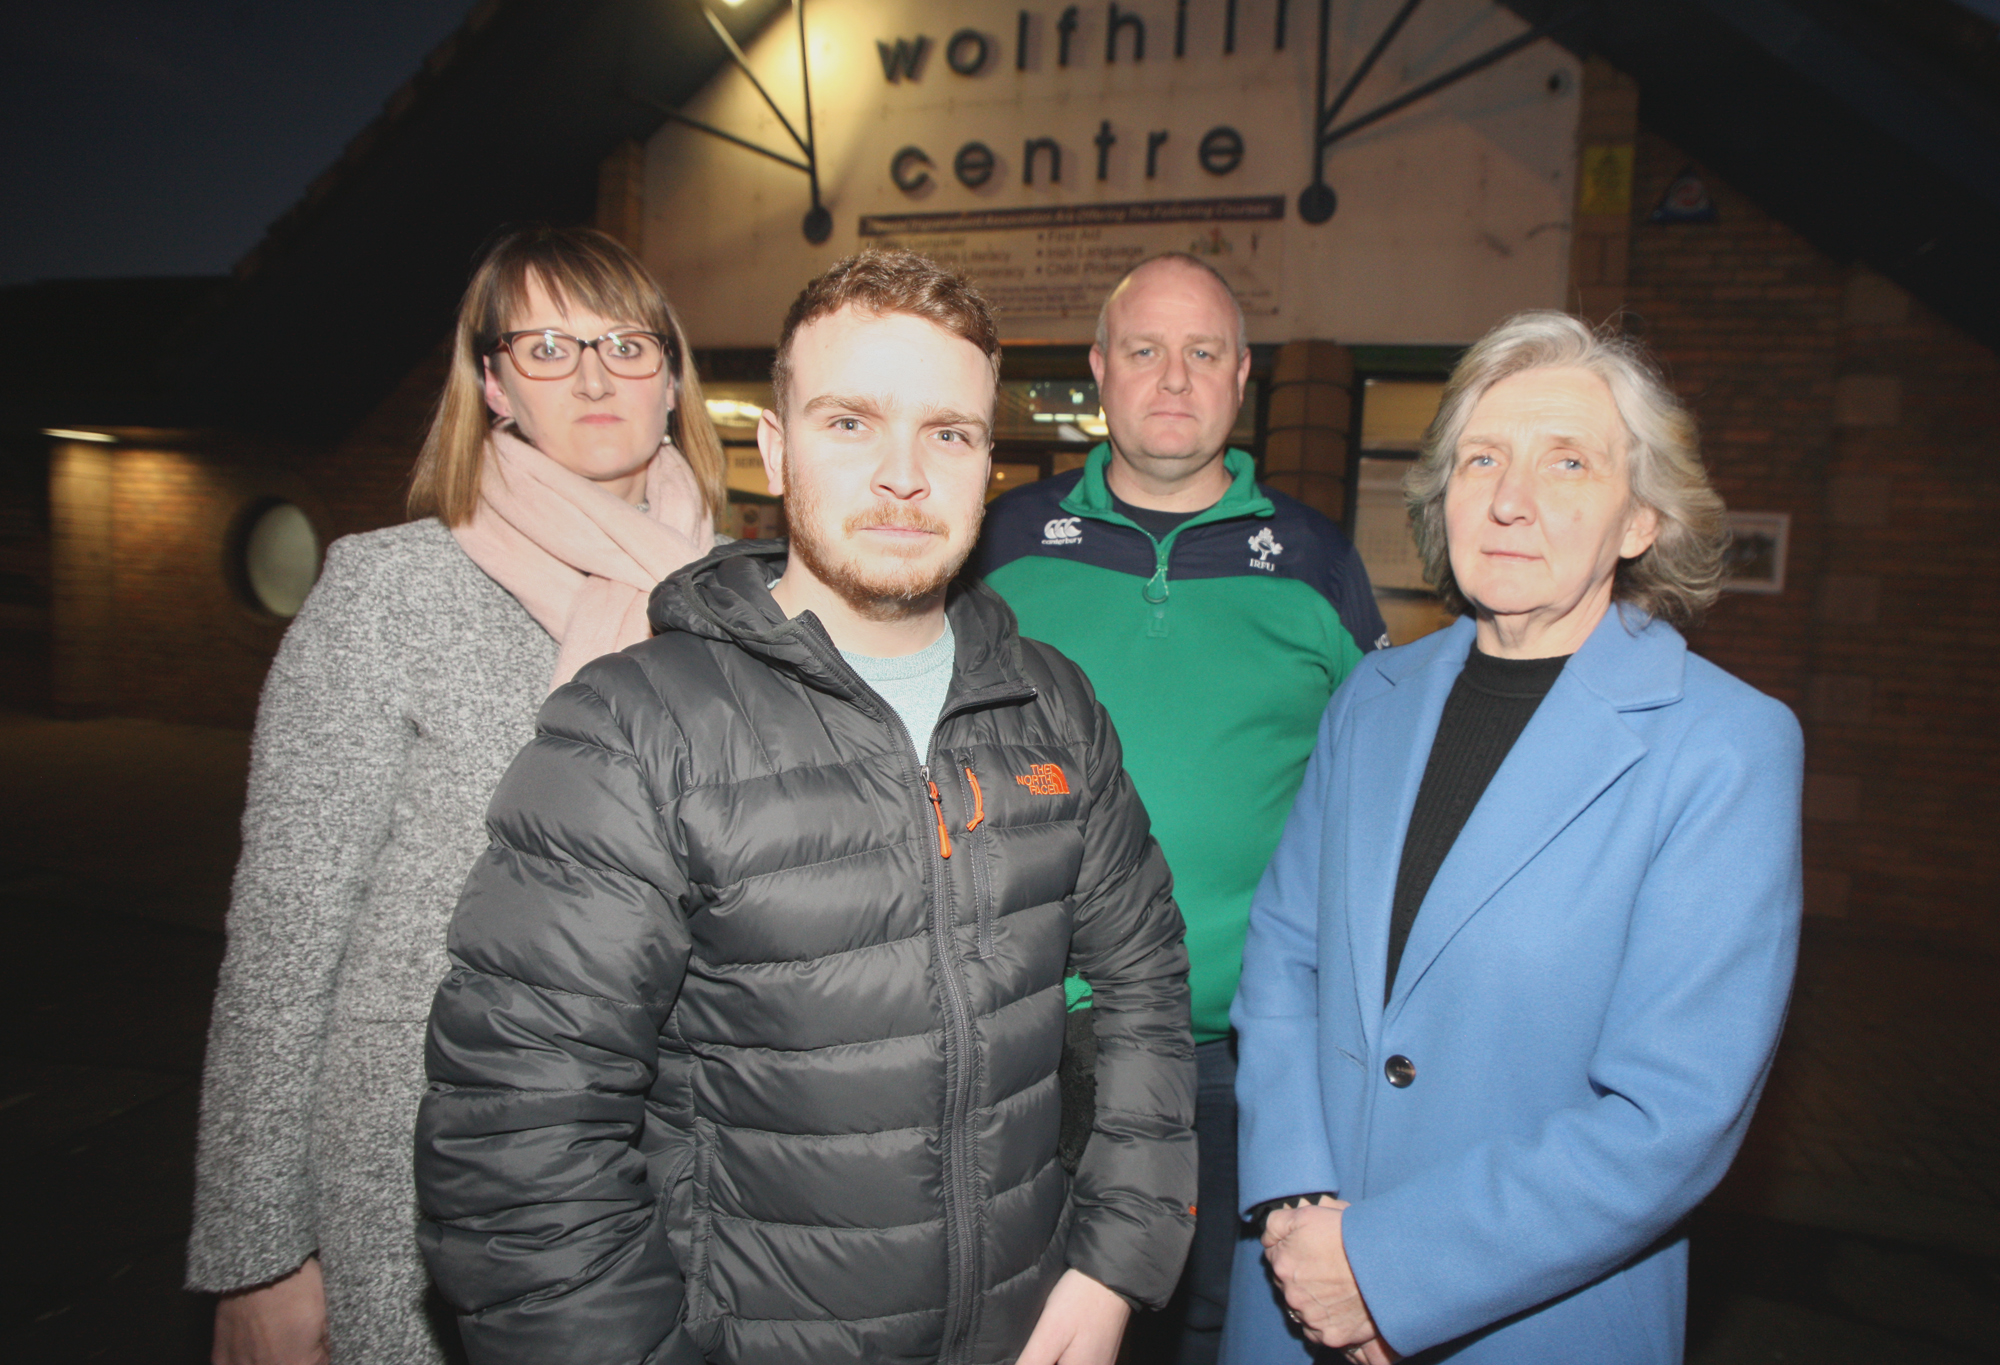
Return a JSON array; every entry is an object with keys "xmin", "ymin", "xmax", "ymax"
[
  {"xmin": 1058, "ymin": 443, "xmax": 1274, "ymax": 602},
  {"xmin": 1060, "ymin": 442, "xmax": 1273, "ymax": 525}
]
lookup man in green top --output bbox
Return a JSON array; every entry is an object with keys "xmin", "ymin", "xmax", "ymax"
[{"xmin": 974, "ymin": 253, "xmax": 1387, "ymax": 1365}]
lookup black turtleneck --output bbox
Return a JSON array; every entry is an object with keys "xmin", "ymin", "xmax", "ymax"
[
  {"xmin": 1111, "ymin": 493, "xmax": 1202, "ymax": 541},
  {"xmin": 1384, "ymin": 646, "xmax": 1570, "ymax": 1001}
]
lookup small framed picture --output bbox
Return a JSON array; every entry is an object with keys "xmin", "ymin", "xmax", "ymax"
[{"xmin": 1722, "ymin": 511, "xmax": 1790, "ymax": 594}]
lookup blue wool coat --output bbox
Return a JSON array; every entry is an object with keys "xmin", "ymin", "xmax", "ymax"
[{"xmin": 1223, "ymin": 610, "xmax": 1803, "ymax": 1364}]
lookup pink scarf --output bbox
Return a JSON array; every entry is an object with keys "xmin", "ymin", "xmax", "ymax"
[{"xmin": 452, "ymin": 427, "xmax": 713, "ymax": 689}]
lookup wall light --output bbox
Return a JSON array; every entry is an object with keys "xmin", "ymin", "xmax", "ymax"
[{"xmin": 43, "ymin": 428, "xmax": 116, "ymax": 443}]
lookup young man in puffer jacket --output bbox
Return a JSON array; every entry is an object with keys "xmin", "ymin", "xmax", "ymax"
[{"xmin": 415, "ymin": 248, "xmax": 1197, "ymax": 1365}]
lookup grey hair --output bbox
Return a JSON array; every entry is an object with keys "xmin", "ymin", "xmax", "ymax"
[
  {"xmin": 1093, "ymin": 252, "xmax": 1248, "ymax": 356},
  {"xmin": 1403, "ymin": 310, "xmax": 1727, "ymax": 630}
]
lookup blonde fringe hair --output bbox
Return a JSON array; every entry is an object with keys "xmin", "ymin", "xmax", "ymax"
[
  {"xmin": 408, "ymin": 225, "xmax": 726, "ymax": 526},
  {"xmin": 1403, "ymin": 311, "xmax": 1728, "ymax": 630}
]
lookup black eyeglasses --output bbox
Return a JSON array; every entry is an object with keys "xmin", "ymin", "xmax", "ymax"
[{"xmin": 489, "ymin": 329, "xmax": 674, "ymax": 381}]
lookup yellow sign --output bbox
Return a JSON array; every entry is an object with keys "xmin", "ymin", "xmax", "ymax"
[{"xmin": 1579, "ymin": 144, "xmax": 1634, "ymax": 217}]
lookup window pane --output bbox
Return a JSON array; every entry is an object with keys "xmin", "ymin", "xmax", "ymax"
[
  {"xmin": 705, "ymin": 383, "xmax": 775, "ymax": 497},
  {"xmin": 995, "ymin": 381, "xmax": 1105, "ymax": 443},
  {"xmin": 987, "ymin": 463, "xmax": 1041, "ymax": 500},
  {"xmin": 991, "ymin": 380, "xmax": 1259, "ymax": 446},
  {"xmin": 1353, "ymin": 458, "xmax": 1428, "ymax": 591},
  {"xmin": 703, "ymin": 383, "xmax": 771, "ymax": 436},
  {"xmin": 1360, "ymin": 379, "xmax": 1445, "ymax": 452},
  {"xmin": 724, "ymin": 448, "xmax": 771, "ymax": 496},
  {"xmin": 242, "ymin": 502, "xmax": 320, "ymax": 618}
]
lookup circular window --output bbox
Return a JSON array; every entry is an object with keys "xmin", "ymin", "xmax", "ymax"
[{"xmin": 239, "ymin": 500, "xmax": 321, "ymax": 618}]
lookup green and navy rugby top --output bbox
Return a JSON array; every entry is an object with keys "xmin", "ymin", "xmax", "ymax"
[{"xmin": 975, "ymin": 444, "xmax": 1387, "ymax": 1043}]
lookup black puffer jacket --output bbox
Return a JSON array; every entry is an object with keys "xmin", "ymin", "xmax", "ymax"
[{"xmin": 416, "ymin": 542, "xmax": 1196, "ymax": 1365}]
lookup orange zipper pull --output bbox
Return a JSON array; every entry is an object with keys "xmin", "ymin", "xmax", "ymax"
[
  {"xmin": 927, "ymin": 780, "xmax": 952, "ymax": 858},
  {"xmin": 964, "ymin": 766, "xmax": 985, "ymax": 832}
]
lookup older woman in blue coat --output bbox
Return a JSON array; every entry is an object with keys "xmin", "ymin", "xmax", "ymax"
[{"xmin": 1223, "ymin": 312, "xmax": 1802, "ymax": 1365}]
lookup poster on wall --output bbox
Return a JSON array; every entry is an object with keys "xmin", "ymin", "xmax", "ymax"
[
  {"xmin": 860, "ymin": 196, "xmax": 1285, "ymax": 326},
  {"xmin": 1721, "ymin": 511, "xmax": 1789, "ymax": 593}
]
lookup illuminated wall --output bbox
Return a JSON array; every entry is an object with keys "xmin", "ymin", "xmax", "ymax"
[
  {"xmin": 640, "ymin": 0, "xmax": 1581, "ymax": 347},
  {"xmin": 47, "ymin": 438, "xmax": 329, "ymax": 727}
]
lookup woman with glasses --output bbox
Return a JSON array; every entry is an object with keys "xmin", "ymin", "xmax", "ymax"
[{"xmin": 187, "ymin": 225, "xmax": 726, "ymax": 1364}]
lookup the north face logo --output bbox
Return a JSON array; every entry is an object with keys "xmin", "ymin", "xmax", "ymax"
[
  {"xmin": 1014, "ymin": 763, "xmax": 1070, "ymax": 795},
  {"xmin": 1042, "ymin": 517, "xmax": 1083, "ymax": 546},
  {"xmin": 1248, "ymin": 526, "xmax": 1284, "ymax": 570}
]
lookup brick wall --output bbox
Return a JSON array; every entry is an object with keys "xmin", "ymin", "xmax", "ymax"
[
  {"xmin": 48, "ymin": 347, "xmax": 446, "ymax": 729},
  {"xmin": 106, "ymin": 445, "xmax": 300, "ymax": 726},
  {"xmin": 1626, "ymin": 126, "xmax": 2000, "ymax": 950},
  {"xmin": 1264, "ymin": 340, "xmax": 1354, "ymax": 525}
]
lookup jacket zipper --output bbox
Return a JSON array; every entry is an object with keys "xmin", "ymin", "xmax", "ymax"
[
  {"xmin": 787, "ymin": 614, "xmax": 1052, "ymax": 1363},
  {"xmin": 921, "ymin": 750, "xmax": 982, "ymax": 1365},
  {"xmin": 1068, "ymin": 493, "xmax": 1272, "ymax": 639},
  {"xmin": 1141, "ymin": 534, "xmax": 1172, "ymax": 638},
  {"xmin": 793, "ymin": 615, "xmax": 984, "ymax": 1363}
]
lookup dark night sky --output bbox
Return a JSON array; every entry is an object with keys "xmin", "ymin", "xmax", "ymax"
[{"xmin": 2, "ymin": 0, "xmax": 477, "ymax": 288}]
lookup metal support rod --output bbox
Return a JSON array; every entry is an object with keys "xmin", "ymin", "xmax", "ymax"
[
  {"xmin": 1300, "ymin": 1, "xmax": 1588, "ymax": 225},
  {"xmin": 702, "ymin": 4, "xmax": 810, "ymax": 156},
  {"xmin": 653, "ymin": 2, "xmax": 831, "ymax": 242},
  {"xmin": 1319, "ymin": 4, "xmax": 1588, "ymax": 150},
  {"xmin": 796, "ymin": 0, "xmax": 823, "ymax": 217},
  {"xmin": 1319, "ymin": 0, "xmax": 1426, "ymax": 138},
  {"xmin": 647, "ymin": 102, "xmax": 810, "ymax": 173},
  {"xmin": 1311, "ymin": 0, "xmax": 1332, "ymax": 168}
]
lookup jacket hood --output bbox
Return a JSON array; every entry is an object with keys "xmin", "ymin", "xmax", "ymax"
[{"xmin": 648, "ymin": 538, "xmax": 1033, "ymax": 701}]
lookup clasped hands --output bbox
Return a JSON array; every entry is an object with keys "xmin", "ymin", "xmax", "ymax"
[{"xmin": 1262, "ymin": 1197, "xmax": 1399, "ymax": 1364}]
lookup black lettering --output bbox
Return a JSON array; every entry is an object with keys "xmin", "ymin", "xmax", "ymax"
[
  {"xmin": 1106, "ymin": 3, "xmax": 1144, "ymax": 62},
  {"xmin": 1017, "ymin": 9, "xmax": 1030, "ymax": 70},
  {"xmin": 955, "ymin": 141, "xmax": 996, "ymax": 188},
  {"xmin": 1199, "ymin": 125, "xmax": 1244, "ymax": 175},
  {"xmin": 1146, "ymin": 129, "xmax": 1170, "ymax": 178},
  {"xmin": 891, "ymin": 145, "xmax": 934, "ymax": 193},
  {"xmin": 876, "ymin": 35, "xmax": 930, "ymax": 82},
  {"xmin": 1057, "ymin": 5, "xmax": 1079, "ymax": 66},
  {"xmin": 946, "ymin": 28, "xmax": 991, "ymax": 75},
  {"xmin": 1024, "ymin": 136, "xmax": 1062, "ymax": 185},
  {"xmin": 1224, "ymin": 0, "xmax": 1237, "ymax": 54},
  {"xmin": 1094, "ymin": 120, "xmax": 1117, "ymax": 180},
  {"xmin": 1176, "ymin": 0, "xmax": 1188, "ymax": 57},
  {"xmin": 1275, "ymin": 0, "xmax": 1289, "ymax": 50}
]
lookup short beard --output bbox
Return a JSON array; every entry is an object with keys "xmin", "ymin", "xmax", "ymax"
[{"xmin": 785, "ymin": 467, "xmax": 982, "ymax": 622}]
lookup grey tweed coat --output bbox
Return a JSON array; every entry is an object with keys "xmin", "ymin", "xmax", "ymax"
[{"xmin": 188, "ymin": 518, "xmax": 555, "ymax": 1364}]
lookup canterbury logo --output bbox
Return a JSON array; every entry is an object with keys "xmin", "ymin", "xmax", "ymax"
[{"xmin": 1014, "ymin": 763, "xmax": 1070, "ymax": 795}]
